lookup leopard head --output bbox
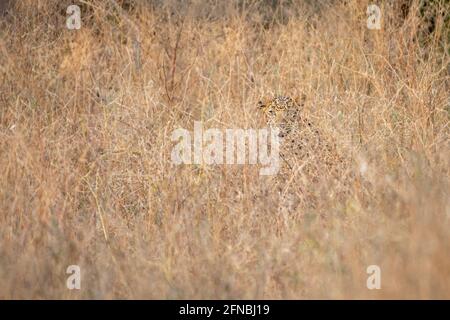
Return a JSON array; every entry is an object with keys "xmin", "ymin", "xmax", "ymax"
[{"xmin": 257, "ymin": 95, "xmax": 305, "ymax": 123}]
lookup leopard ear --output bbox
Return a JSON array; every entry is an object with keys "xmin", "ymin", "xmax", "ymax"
[
  {"xmin": 295, "ymin": 94, "xmax": 307, "ymax": 106},
  {"xmin": 257, "ymin": 100, "xmax": 265, "ymax": 109}
]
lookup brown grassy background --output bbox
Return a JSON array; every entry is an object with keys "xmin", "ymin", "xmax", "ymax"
[{"xmin": 0, "ymin": 0, "xmax": 449, "ymax": 299}]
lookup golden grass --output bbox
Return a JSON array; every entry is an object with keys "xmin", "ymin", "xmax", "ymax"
[{"xmin": 0, "ymin": 0, "xmax": 449, "ymax": 299}]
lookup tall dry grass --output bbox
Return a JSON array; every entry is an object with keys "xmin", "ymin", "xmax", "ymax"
[{"xmin": 0, "ymin": 0, "xmax": 449, "ymax": 299}]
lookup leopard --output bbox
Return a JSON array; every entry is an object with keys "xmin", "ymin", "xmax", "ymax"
[
  {"xmin": 257, "ymin": 95, "xmax": 324, "ymax": 163},
  {"xmin": 257, "ymin": 95, "xmax": 346, "ymax": 212}
]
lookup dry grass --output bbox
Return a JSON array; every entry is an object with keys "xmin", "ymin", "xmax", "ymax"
[{"xmin": 0, "ymin": 0, "xmax": 449, "ymax": 299}]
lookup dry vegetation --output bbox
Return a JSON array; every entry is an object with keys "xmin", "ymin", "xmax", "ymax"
[{"xmin": 0, "ymin": 0, "xmax": 449, "ymax": 299}]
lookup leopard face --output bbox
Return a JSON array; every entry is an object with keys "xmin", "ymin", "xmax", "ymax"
[{"xmin": 257, "ymin": 95, "xmax": 303, "ymax": 137}]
